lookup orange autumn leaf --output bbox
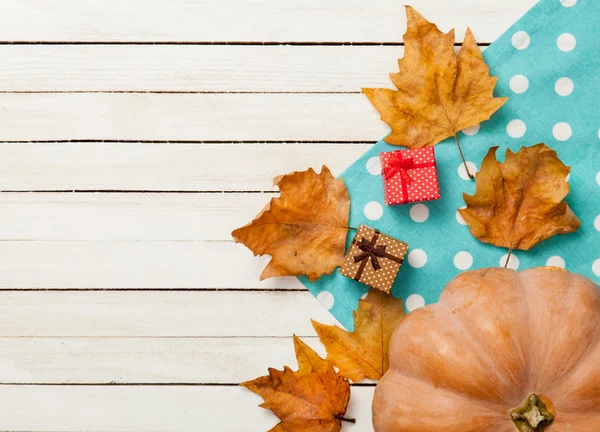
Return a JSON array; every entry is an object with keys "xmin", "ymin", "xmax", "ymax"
[
  {"xmin": 312, "ymin": 289, "xmax": 405, "ymax": 382},
  {"xmin": 363, "ymin": 6, "xmax": 507, "ymax": 148},
  {"xmin": 241, "ymin": 335, "xmax": 353, "ymax": 432},
  {"xmin": 460, "ymin": 144, "xmax": 581, "ymax": 251},
  {"xmin": 232, "ymin": 166, "xmax": 350, "ymax": 282}
]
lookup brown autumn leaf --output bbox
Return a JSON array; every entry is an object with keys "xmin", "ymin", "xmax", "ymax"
[
  {"xmin": 459, "ymin": 144, "xmax": 581, "ymax": 251},
  {"xmin": 241, "ymin": 335, "xmax": 354, "ymax": 432},
  {"xmin": 312, "ymin": 289, "xmax": 405, "ymax": 382},
  {"xmin": 363, "ymin": 6, "xmax": 506, "ymax": 151},
  {"xmin": 232, "ymin": 166, "xmax": 350, "ymax": 282}
]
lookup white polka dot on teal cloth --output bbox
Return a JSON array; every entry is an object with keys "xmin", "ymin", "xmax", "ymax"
[
  {"xmin": 555, "ymin": 77, "xmax": 574, "ymax": 96},
  {"xmin": 500, "ymin": 253, "xmax": 520, "ymax": 270},
  {"xmin": 364, "ymin": 201, "xmax": 383, "ymax": 220},
  {"xmin": 507, "ymin": 119, "xmax": 526, "ymax": 138},
  {"xmin": 456, "ymin": 207, "xmax": 467, "ymax": 225},
  {"xmin": 510, "ymin": 75, "xmax": 529, "ymax": 94},
  {"xmin": 408, "ymin": 249, "xmax": 427, "ymax": 268},
  {"xmin": 561, "ymin": 0, "xmax": 577, "ymax": 7},
  {"xmin": 316, "ymin": 290, "xmax": 334, "ymax": 310},
  {"xmin": 454, "ymin": 251, "xmax": 473, "ymax": 270},
  {"xmin": 593, "ymin": 259, "xmax": 600, "ymax": 277},
  {"xmin": 557, "ymin": 33, "xmax": 576, "ymax": 52},
  {"xmin": 512, "ymin": 31, "xmax": 530, "ymax": 50},
  {"xmin": 462, "ymin": 125, "xmax": 480, "ymax": 136},
  {"xmin": 410, "ymin": 204, "xmax": 429, "ymax": 223},
  {"xmin": 405, "ymin": 294, "xmax": 425, "ymax": 312},
  {"xmin": 546, "ymin": 256, "xmax": 566, "ymax": 269},
  {"xmin": 596, "ymin": 171, "xmax": 600, "ymax": 185},
  {"xmin": 553, "ymin": 122, "xmax": 572, "ymax": 141},
  {"xmin": 595, "ymin": 215, "xmax": 600, "ymax": 231},
  {"xmin": 366, "ymin": 156, "xmax": 381, "ymax": 175},
  {"xmin": 458, "ymin": 162, "xmax": 477, "ymax": 180}
]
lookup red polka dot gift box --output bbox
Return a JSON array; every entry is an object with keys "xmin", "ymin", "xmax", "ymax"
[
  {"xmin": 340, "ymin": 224, "xmax": 409, "ymax": 294},
  {"xmin": 380, "ymin": 147, "xmax": 441, "ymax": 205}
]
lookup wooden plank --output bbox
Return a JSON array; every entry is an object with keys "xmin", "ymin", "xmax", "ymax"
[
  {"xmin": 0, "ymin": 45, "xmax": 403, "ymax": 92},
  {"xmin": 0, "ymin": 291, "xmax": 337, "ymax": 337},
  {"xmin": 0, "ymin": 143, "xmax": 369, "ymax": 191},
  {"xmin": 0, "ymin": 337, "xmax": 329, "ymax": 384},
  {"xmin": 0, "ymin": 0, "xmax": 534, "ymax": 43},
  {"xmin": 0, "ymin": 193, "xmax": 288, "ymax": 242},
  {"xmin": 0, "ymin": 193, "xmax": 266, "ymax": 241},
  {"xmin": 0, "ymin": 93, "xmax": 386, "ymax": 141},
  {"xmin": 0, "ymin": 385, "xmax": 375, "ymax": 432},
  {"xmin": 0, "ymin": 240, "xmax": 305, "ymax": 289}
]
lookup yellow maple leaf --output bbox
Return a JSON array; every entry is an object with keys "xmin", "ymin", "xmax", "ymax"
[
  {"xmin": 363, "ymin": 6, "xmax": 507, "ymax": 177},
  {"xmin": 312, "ymin": 289, "xmax": 405, "ymax": 382}
]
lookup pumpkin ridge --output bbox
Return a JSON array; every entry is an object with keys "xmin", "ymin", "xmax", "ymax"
[
  {"xmin": 516, "ymin": 270, "xmax": 536, "ymax": 396},
  {"xmin": 387, "ymin": 306, "xmax": 516, "ymax": 408},
  {"xmin": 443, "ymin": 299, "xmax": 525, "ymax": 403},
  {"xmin": 521, "ymin": 268, "xmax": 600, "ymax": 392}
]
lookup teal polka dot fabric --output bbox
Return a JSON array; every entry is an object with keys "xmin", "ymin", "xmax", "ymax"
[{"xmin": 300, "ymin": 0, "xmax": 600, "ymax": 331}]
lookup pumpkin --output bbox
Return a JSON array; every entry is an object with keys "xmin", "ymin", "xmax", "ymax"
[{"xmin": 373, "ymin": 267, "xmax": 600, "ymax": 431}]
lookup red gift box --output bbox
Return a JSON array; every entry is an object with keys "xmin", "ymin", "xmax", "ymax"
[{"xmin": 380, "ymin": 147, "xmax": 441, "ymax": 205}]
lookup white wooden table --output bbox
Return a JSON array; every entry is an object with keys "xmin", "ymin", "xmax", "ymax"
[{"xmin": 0, "ymin": 1, "xmax": 535, "ymax": 430}]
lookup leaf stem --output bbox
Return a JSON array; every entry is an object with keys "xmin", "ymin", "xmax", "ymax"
[
  {"xmin": 454, "ymin": 134, "xmax": 474, "ymax": 179},
  {"xmin": 504, "ymin": 248, "xmax": 513, "ymax": 268},
  {"xmin": 336, "ymin": 415, "xmax": 356, "ymax": 424}
]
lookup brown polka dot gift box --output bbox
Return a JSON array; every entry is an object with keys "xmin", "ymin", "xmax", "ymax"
[
  {"xmin": 380, "ymin": 147, "xmax": 441, "ymax": 205},
  {"xmin": 340, "ymin": 224, "xmax": 409, "ymax": 293}
]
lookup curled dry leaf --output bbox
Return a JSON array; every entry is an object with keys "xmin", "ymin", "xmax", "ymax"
[
  {"xmin": 460, "ymin": 144, "xmax": 581, "ymax": 251},
  {"xmin": 232, "ymin": 166, "xmax": 350, "ymax": 281},
  {"xmin": 363, "ymin": 6, "xmax": 506, "ymax": 175},
  {"xmin": 312, "ymin": 289, "xmax": 405, "ymax": 382},
  {"xmin": 241, "ymin": 335, "xmax": 353, "ymax": 432}
]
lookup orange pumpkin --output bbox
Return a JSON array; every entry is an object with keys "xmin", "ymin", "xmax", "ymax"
[{"xmin": 373, "ymin": 268, "xmax": 600, "ymax": 431}]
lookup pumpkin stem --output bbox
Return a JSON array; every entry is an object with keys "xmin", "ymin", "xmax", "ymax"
[{"xmin": 511, "ymin": 394, "xmax": 554, "ymax": 432}]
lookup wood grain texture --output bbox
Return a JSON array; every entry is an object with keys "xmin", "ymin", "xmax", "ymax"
[
  {"xmin": 0, "ymin": 0, "xmax": 534, "ymax": 43},
  {"xmin": 0, "ymin": 241, "xmax": 306, "ymax": 289},
  {"xmin": 0, "ymin": 93, "xmax": 386, "ymax": 141},
  {"xmin": 0, "ymin": 385, "xmax": 375, "ymax": 432},
  {"xmin": 0, "ymin": 143, "xmax": 369, "ymax": 191},
  {"xmin": 0, "ymin": 291, "xmax": 337, "ymax": 337},
  {"xmin": 0, "ymin": 45, "xmax": 402, "ymax": 92},
  {"xmin": 0, "ymin": 337, "xmax": 327, "ymax": 384}
]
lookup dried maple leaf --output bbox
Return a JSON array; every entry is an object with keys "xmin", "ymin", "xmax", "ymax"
[
  {"xmin": 312, "ymin": 289, "xmax": 405, "ymax": 382},
  {"xmin": 363, "ymin": 6, "xmax": 507, "ymax": 177},
  {"xmin": 241, "ymin": 335, "xmax": 354, "ymax": 432},
  {"xmin": 460, "ymin": 144, "xmax": 581, "ymax": 252},
  {"xmin": 232, "ymin": 166, "xmax": 350, "ymax": 282}
]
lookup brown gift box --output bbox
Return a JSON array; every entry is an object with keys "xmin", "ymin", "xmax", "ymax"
[{"xmin": 339, "ymin": 224, "xmax": 409, "ymax": 294}]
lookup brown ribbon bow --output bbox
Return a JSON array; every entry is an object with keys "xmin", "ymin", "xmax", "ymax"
[{"xmin": 353, "ymin": 237, "xmax": 387, "ymax": 271}]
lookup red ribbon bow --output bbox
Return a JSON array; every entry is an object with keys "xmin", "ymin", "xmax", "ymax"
[
  {"xmin": 383, "ymin": 154, "xmax": 416, "ymax": 186},
  {"xmin": 382, "ymin": 151, "xmax": 435, "ymax": 203}
]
